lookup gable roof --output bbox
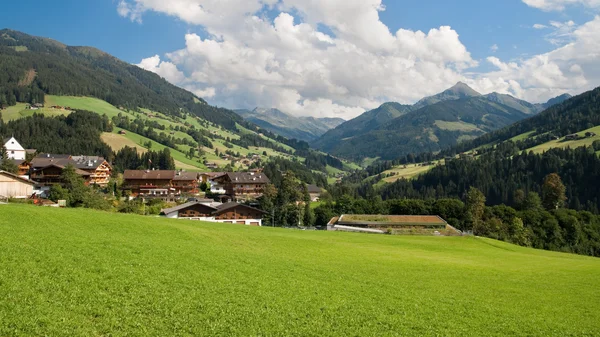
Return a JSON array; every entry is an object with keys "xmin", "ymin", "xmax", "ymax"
[
  {"xmin": 70, "ymin": 156, "xmax": 111, "ymax": 170},
  {"xmin": 160, "ymin": 201, "xmax": 218, "ymax": 215},
  {"xmin": 0, "ymin": 170, "xmax": 37, "ymax": 186},
  {"xmin": 3, "ymin": 137, "xmax": 25, "ymax": 151},
  {"xmin": 33, "ymin": 163, "xmax": 91, "ymax": 176},
  {"xmin": 173, "ymin": 171, "xmax": 199, "ymax": 181},
  {"xmin": 307, "ymin": 184, "xmax": 322, "ymax": 194},
  {"xmin": 215, "ymin": 202, "xmax": 268, "ymax": 215},
  {"xmin": 123, "ymin": 170, "xmax": 176, "ymax": 180},
  {"xmin": 31, "ymin": 154, "xmax": 110, "ymax": 171},
  {"xmin": 219, "ymin": 172, "xmax": 270, "ymax": 184}
]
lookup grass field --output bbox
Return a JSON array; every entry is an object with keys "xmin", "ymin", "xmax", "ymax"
[
  {"xmin": 526, "ymin": 125, "xmax": 600, "ymax": 154},
  {"xmin": 109, "ymin": 128, "xmax": 204, "ymax": 171},
  {"xmin": 1, "ymin": 205, "xmax": 599, "ymax": 336},
  {"xmin": 434, "ymin": 120, "xmax": 481, "ymax": 132}
]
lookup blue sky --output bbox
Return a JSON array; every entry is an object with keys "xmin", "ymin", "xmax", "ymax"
[
  {"xmin": 2, "ymin": 1, "xmax": 599, "ymax": 118},
  {"xmin": 1, "ymin": 0, "xmax": 591, "ymax": 63}
]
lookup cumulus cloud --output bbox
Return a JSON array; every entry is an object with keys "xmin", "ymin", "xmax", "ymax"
[
  {"xmin": 468, "ymin": 16, "xmax": 600, "ymax": 103},
  {"xmin": 533, "ymin": 23, "xmax": 549, "ymax": 29},
  {"xmin": 522, "ymin": 0, "xmax": 600, "ymax": 11},
  {"xmin": 118, "ymin": 0, "xmax": 600, "ymax": 118},
  {"xmin": 137, "ymin": 55, "xmax": 186, "ymax": 84}
]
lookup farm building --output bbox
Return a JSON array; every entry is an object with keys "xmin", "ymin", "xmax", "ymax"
[
  {"xmin": 306, "ymin": 184, "xmax": 323, "ymax": 202},
  {"xmin": 565, "ymin": 134, "xmax": 580, "ymax": 140},
  {"xmin": 161, "ymin": 201, "xmax": 267, "ymax": 226},
  {"xmin": 327, "ymin": 215, "xmax": 461, "ymax": 235},
  {"xmin": 0, "ymin": 170, "xmax": 36, "ymax": 199}
]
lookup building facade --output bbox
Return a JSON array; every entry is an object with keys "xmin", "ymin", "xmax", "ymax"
[
  {"xmin": 161, "ymin": 201, "xmax": 267, "ymax": 226},
  {"xmin": 30, "ymin": 154, "xmax": 112, "ymax": 187},
  {"xmin": 212, "ymin": 172, "xmax": 270, "ymax": 200},
  {"xmin": 0, "ymin": 170, "xmax": 36, "ymax": 198},
  {"xmin": 3, "ymin": 137, "xmax": 26, "ymax": 160}
]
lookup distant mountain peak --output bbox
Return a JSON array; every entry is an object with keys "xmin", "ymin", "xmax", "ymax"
[
  {"xmin": 446, "ymin": 82, "xmax": 481, "ymax": 96},
  {"xmin": 545, "ymin": 93, "xmax": 572, "ymax": 107}
]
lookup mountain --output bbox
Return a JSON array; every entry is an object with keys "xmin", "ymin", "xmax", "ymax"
[
  {"xmin": 0, "ymin": 29, "xmax": 244, "ymax": 130},
  {"xmin": 374, "ymin": 86, "xmax": 600, "ymax": 211},
  {"xmin": 441, "ymin": 87, "xmax": 599, "ymax": 155},
  {"xmin": 236, "ymin": 108, "xmax": 345, "ymax": 142},
  {"xmin": 413, "ymin": 81, "xmax": 482, "ymax": 109},
  {"xmin": 313, "ymin": 82, "xmax": 571, "ymax": 160},
  {"xmin": 545, "ymin": 93, "xmax": 573, "ymax": 108},
  {"xmin": 316, "ymin": 96, "xmax": 528, "ymax": 160}
]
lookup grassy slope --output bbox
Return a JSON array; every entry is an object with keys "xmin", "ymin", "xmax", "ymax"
[
  {"xmin": 42, "ymin": 96, "xmax": 309, "ymax": 170},
  {"xmin": 1, "ymin": 205, "xmax": 599, "ymax": 336},
  {"xmin": 525, "ymin": 125, "xmax": 600, "ymax": 154}
]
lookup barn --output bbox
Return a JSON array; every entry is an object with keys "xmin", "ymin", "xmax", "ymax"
[{"xmin": 0, "ymin": 170, "xmax": 36, "ymax": 199}]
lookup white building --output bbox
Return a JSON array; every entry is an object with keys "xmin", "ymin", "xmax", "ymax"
[{"xmin": 3, "ymin": 137, "xmax": 26, "ymax": 160}]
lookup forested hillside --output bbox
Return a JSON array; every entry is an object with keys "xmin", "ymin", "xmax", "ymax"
[
  {"xmin": 0, "ymin": 29, "xmax": 243, "ymax": 130},
  {"xmin": 441, "ymin": 86, "xmax": 600, "ymax": 156},
  {"xmin": 313, "ymin": 82, "xmax": 570, "ymax": 160}
]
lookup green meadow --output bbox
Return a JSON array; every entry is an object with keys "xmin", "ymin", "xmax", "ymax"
[{"xmin": 1, "ymin": 205, "xmax": 599, "ymax": 336}]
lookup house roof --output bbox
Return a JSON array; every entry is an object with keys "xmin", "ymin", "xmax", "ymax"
[
  {"xmin": 337, "ymin": 215, "xmax": 447, "ymax": 225},
  {"xmin": 0, "ymin": 170, "xmax": 37, "ymax": 186},
  {"xmin": 173, "ymin": 171, "xmax": 199, "ymax": 181},
  {"xmin": 31, "ymin": 154, "xmax": 110, "ymax": 171},
  {"xmin": 215, "ymin": 202, "xmax": 268, "ymax": 215},
  {"xmin": 123, "ymin": 170, "xmax": 176, "ymax": 180},
  {"xmin": 0, "ymin": 159, "xmax": 27, "ymax": 166},
  {"xmin": 70, "ymin": 156, "xmax": 111, "ymax": 170},
  {"xmin": 34, "ymin": 163, "xmax": 92, "ymax": 176},
  {"xmin": 200, "ymin": 172, "xmax": 226, "ymax": 178},
  {"xmin": 307, "ymin": 184, "xmax": 322, "ymax": 194},
  {"xmin": 3, "ymin": 137, "xmax": 25, "ymax": 151},
  {"xmin": 219, "ymin": 172, "xmax": 270, "ymax": 184},
  {"xmin": 161, "ymin": 201, "xmax": 218, "ymax": 215}
]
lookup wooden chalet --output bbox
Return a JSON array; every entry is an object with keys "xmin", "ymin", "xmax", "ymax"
[
  {"xmin": 212, "ymin": 172, "xmax": 270, "ymax": 199},
  {"xmin": 122, "ymin": 170, "xmax": 200, "ymax": 198},
  {"xmin": 161, "ymin": 201, "xmax": 267, "ymax": 226},
  {"xmin": 30, "ymin": 154, "xmax": 112, "ymax": 186}
]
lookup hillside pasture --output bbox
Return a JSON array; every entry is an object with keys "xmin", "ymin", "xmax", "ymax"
[
  {"xmin": 434, "ymin": 120, "xmax": 481, "ymax": 132},
  {"xmin": 377, "ymin": 162, "xmax": 440, "ymax": 185},
  {"xmin": 0, "ymin": 205, "xmax": 599, "ymax": 336},
  {"xmin": 526, "ymin": 125, "xmax": 600, "ymax": 154},
  {"xmin": 101, "ymin": 132, "xmax": 147, "ymax": 154}
]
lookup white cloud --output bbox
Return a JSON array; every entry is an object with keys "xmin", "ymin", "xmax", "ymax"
[
  {"xmin": 118, "ymin": 1, "xmax": 600, "ymax": 118},
  {"xmin": 490, "ymin": 44, "xmax": 499, "ymax": 52},
  {"xmin": 137, "ymin": 55, "xmax": 186, "ymax": 84},
  {"xmin": 533, "ymin": 23, "xmax": 548, "ymax": 29},
  {"xmin": 523, "ymin": 0, "xmax": 600, "ymax": 11},
  {"xmin": 469, "ymin": 16, "xmax": 600, "ymax": 102}
]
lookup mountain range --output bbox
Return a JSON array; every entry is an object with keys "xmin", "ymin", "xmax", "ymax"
[
  {"xmin": 235, "ymin": 108, "xmax": 345, "ymax": 142},
  {"xmin": 312, "ymin": 82, "xmax": 571, "ymax": 160}
]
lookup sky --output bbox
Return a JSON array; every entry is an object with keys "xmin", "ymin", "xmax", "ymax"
[{"xmin": 2, "ymin": 0, "xmax": 600, "ymax": 119}]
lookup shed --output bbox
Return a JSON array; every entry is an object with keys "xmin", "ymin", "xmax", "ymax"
[{"xmin": 0, "ymin": 170, "xmax": 36, "ymax": 198}]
